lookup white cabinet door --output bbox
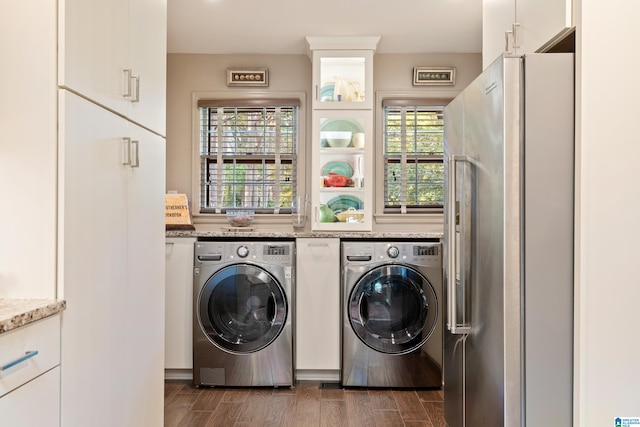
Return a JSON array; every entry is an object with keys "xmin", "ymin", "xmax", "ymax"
[
  {"xmin": 59, "ymin": 0, "xmax": 167, "ymax": 135},
  {"xmin": 0, "ymin": 0, "xmax": 57, "ymax": 298},
  {"xmin": 59, "ymin": 90, "xmax": 165, "ymax": 426},
  {"xmin": 0, "ymin": 367, "xmax": 60, "ymax": 427},
  {"xmin": 295, "ymin": 238, "xmax": 341, "ymax": 372},
  {"xmin": 517, "ymin": 0, "xmax": 573, "ymax": 53},
  {"xmin": 59, "ymin": 0, "xmax": 129, "ymax": 117},
  {"xmin": 58, "ymin": 90, "xmax": 129, "ymax": 427},
  {"xmin": 483, "ymin": 0, "xmax": 573, "ymax": 69},
  {"xmin": 128, "ymin": 0, "xmax": 167, "ymax": 134},
  {"xmin": 124, "ymin": 124, "xmax": 166, "ymax": 427},
  {"xmin": 483, "ymin": 0, "xmax": 515, "ymax": 69},
  {"xmin": 165, "ymin": 238, "xmax": 196, "ymax": 370}
]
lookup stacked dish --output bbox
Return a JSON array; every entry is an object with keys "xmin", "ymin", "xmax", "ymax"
[
  {"xmin": 321, "ymin": 131, "xmax": 352, "ymax": 147},
  {"xmin": 320, "ymin": 83, "xmax": 335, "ymax": 102}
]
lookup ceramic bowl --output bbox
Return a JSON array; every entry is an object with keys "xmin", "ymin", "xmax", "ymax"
[{"xmin": 321, "ymin": 131, "xmax": 352, "ymax": 147}]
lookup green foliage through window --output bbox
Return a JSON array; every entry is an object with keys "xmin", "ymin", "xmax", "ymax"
[
  {"xmin": 383, "ymin": 104, "xmax": 445, "ymax": 211},
  {"xmin": 199, "ymin": 103, "xmax": 299, "ymax": 213}
]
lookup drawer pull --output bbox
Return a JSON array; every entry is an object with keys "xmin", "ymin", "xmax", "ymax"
[{"xmin": 0, "ymin": 351, "xmax": 39, "ymax": 371}]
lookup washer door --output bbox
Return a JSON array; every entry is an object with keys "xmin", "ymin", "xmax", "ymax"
[
  {"xmin": 348, "ymin": 264, "xmax": 438, "ymax": 354},
  {"xmin": 198, "ymin": 263, "xmax": 288, "ymax": 354}
]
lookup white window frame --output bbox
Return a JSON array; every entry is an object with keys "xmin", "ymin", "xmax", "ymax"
[
  {"xmin": 191, "ymin": 91, "xmax": 306, "ymax": 225},
  {"xmin": 374, "ymin": 90, "xmax": 458, "ymax": 226}
]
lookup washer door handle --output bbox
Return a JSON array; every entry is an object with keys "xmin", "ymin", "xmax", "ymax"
[
  {"xmin": 268, "ymin": 293, "xmax": 276, "ymax": 325},
  {"xmin": 359, "ymin": 294, "xmax": 369, "ymax": 325}
]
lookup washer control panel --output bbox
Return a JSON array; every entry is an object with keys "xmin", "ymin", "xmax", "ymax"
[
  {"xmin": 342, "ymin": 242, "xmax": 441, "ymax": 267},
  {"xmin": 194, "ymin": 241, "xmax": 294, "ymax": 266}
]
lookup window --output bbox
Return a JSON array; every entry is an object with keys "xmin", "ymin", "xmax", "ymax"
[
  {"xmin": 197, "ymin": 99, "xmax": 300, "ymax": 214},
  {"xmin": 382, "ymin": 100, "xmax": 447, "ymax": 213}
]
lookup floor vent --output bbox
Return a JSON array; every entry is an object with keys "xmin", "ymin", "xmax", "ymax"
[{"xmin": 320, "ymin": 382, "xmax": 342, "ymax": 389}]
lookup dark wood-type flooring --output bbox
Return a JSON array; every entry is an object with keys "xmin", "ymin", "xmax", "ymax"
[{"xmin": 165, "ymin": 380, "xmax": 446, "ymax": 427}]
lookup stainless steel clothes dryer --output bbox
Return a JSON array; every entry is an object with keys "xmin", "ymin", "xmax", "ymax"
[
  {"xmin": 341, "ymin": 241, "xmax": 443, "ymax": 388},
  {"xmin": 193, "ymin": 241, "xmax": 294, "ymax": 387}
]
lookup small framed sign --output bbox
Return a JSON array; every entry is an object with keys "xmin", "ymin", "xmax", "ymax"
[
  {"xmin": 226, "ymin": 68, "xmax": 269, "ymax": 87},
  {"xmin": 413, "ymin": 67, "xmax": 456, "ymax": 86},
  {"xmin": 165, "ymin": 193, "xmax": 193, "ymax": 228}
]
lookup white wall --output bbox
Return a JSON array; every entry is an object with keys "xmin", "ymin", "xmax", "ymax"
[
  {"xmin": 575, "ymin": 0, "xmax": 640, "ymax": 424},
  {"xmin": 166, "ymin": 52, "xmax": 481, "ymax": 232}
]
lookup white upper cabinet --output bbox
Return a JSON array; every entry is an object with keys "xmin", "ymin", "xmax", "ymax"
[
  {"xmin": 307, "ymin": 37, "xmax": 379, "ymax": 111},
  {"xmin": 59, "ymin": 0, "xmax": 166, "ymax": 135},
  {"xmin": 127, "ymin": 0, "xmax": 167, "ymax": 134},
  {"xmin": 483, "ymin": 0, "xmax": 573, "ymax": 69}
]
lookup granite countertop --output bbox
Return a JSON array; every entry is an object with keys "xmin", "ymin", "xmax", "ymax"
[
  {"xmin": 0, "ymin": 299, "xmax": 67, "ymax": 334},
  {"xmin": 167, "ymin": 230, "xmax": 444, "ymax": 239}
]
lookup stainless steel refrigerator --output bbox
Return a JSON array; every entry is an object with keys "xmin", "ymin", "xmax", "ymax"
[{"xmin": 443, "ymin": 53, "xmax": 574, "ymax": 427}]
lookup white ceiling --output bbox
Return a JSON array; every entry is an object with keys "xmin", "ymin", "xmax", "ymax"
[{"xmin": 167, "ymin": 0, "xmax": 483, "ymax": 55}]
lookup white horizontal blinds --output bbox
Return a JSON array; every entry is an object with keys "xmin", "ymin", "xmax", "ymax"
[
  {"xmin": 199, "ymin": 99, "xmax": 299, "ymax": 213},
  {"xmin": 383, "ymin": 99, "xmax": 446, "ymax": 212}
]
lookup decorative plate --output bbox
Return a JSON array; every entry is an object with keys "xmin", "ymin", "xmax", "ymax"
[
  {"xmin": 320, "ymin": 118, "xmax": 365, "ymax": 134},
  {"xmin": 327, "ymin": 195, "xmax": 363, "ymax": 213},
  {"xmin": 322, "ymin": 161, "xmax": 353, "ymax": 178}
]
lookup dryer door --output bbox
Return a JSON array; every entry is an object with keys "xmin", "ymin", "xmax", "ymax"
[
  {"xmin": 348, "ymin": 264, "xmax": 438, "ymax": 354},
  {"xmin": 197, "ymin": 263, "xmax": 288, "ymax": 354}
]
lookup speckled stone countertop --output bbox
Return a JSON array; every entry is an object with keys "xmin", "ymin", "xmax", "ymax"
[
  {"xmin": 0, "ymin": 299, "xmax": 67, "ymax": 334},
  {"xmin": 167, "ymin": 230, "xmax": 444, "ymax": 239}
]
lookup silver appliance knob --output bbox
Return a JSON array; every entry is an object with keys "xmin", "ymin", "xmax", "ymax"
[
  {"xmin": 387, "ymin": 246, "xmax": 400, "ymax": 258},
  {"xmin": 237, "ymin": 245, "xmax": 249, "ymax": 258}
]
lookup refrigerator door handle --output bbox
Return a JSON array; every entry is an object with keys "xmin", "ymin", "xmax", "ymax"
[{"xmin": 447, "ymin": 155, "xmax": 472, "ymax": 335}]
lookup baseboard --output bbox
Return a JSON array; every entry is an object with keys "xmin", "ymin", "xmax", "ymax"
[
  {"xmin": 295, "ymin": 370, "xmax": 340, "ymax": 382},
  {"xmin": 165, "ymin": 368, "xmax": 340, "ymax": 383},
  {"xmin": 165, "ymin": 369, "xmax": 193, "ymax": 381}
]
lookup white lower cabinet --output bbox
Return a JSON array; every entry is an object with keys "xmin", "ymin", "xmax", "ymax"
[
  {"xmin": 0, "ymin": 367, "xmax": 60, "ymax": 427},
  {"xmin": 165, "ymin": 237, "xmax": 196, "ymax": 371},
  {"xmin": 0, "ymin": 315, "xmax": 61, "ymax": 427},
  {"xmin": 295, "ymin": 238, "xmax": 341, "ymax": 378}
]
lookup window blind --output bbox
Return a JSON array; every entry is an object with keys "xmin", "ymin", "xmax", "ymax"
[{"xmin": 199, "ymin": 102, "xmax": 299, "ymax": 214}]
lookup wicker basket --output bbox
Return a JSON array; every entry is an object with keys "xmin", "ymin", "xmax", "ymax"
[{"xmin": 336, "ymin": 208, "xmax": 364, "ymax": 223}]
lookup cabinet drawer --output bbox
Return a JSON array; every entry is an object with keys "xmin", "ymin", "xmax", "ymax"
[
  {"xmin": 0, "ymin": 315, "xmax": 60, "ymax": 397},
  {"xmin": 0, "ymin": 366, "xmax": 60, "ymax": 427}
]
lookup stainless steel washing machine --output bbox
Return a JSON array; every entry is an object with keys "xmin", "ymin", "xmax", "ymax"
[
  {"xmin": 341, "ymin": 241, "xmax": 443, "ymax": 388},
  {"xmin": 193, "ymin": 240, "xmax": 294, "ymax": 387}
]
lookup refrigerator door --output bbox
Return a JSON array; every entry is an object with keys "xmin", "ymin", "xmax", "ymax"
[
  {"xmin": 444, "ymin": 53, "xmax": 574, "ymax": 427},
  {"xmin": 443, "ymin": 92, "xmax": 466, "ymax": 427},
  {"xmin": 443, "ymin": 55, "xmax": 523, "ymax": 427}
]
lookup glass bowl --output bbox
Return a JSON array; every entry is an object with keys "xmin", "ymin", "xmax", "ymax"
[{"xmin": 226, "ymin": 210, "xmax": 255, "ymax": 227}]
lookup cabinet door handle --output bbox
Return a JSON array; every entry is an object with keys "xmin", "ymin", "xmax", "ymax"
[
  {"xmin": 122, "ymin": 137, "xmax": 132, "ymax": 165},
  {"xmin": 130, "ymin": 74, "xmax": 140, "ymax": 103},
  {"xmin": 512, "ymin": 23, "xmax": 521, "ymax": 49},
  {"xmin": 131, "ymin": 140, "xmax": 140, "ymax": 168},
  {"xmin": 307, "ymin": 242, "xmax": 329, "ymax": 247},
  {"xmin": 123, "ymin": 69, "xmax": 132, "ymax": 98},
  {"xmin": 0, "ymin": 350, "xmax": 39, "ymax": 371}
]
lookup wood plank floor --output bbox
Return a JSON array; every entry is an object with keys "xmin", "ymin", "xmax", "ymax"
[{"xmin": 165, "ymin": 380, "xmax": 446, "ymax": 427}]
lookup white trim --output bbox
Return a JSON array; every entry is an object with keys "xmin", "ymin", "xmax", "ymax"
[
  {"xmin": 375, "ymin": 90, "xmax": 459, "ymax": 217},
  {"xmin": 191, "ymin": 91, "xmax": 306, "ymax": 219}
]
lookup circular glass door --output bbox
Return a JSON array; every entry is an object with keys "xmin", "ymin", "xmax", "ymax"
[
  {"xmin": 198, "ymin": 263, "xmax": 288, "ymax": 354},
  {"xmin": 348, "ymin": 264, "xmax": 438, "ymax": 354}
]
